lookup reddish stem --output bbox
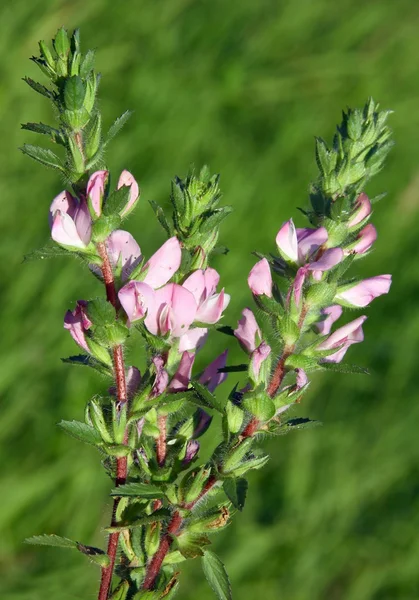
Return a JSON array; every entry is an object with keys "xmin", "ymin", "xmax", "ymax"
[
  {"xmin": 97, "ymin": 242, "xmax": 128, "ymax": 600},
  {"xmin": 143, "ymin": 477, "xmax": 217, "ymax": 590},
  {"xmin": 156, "ymin": 414, "xmax": 167, "ymax": 467}
]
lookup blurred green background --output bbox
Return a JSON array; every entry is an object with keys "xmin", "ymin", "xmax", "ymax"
[{"xmin": 1, "ymin": 0, "xmax": 419, "ymax": 598}]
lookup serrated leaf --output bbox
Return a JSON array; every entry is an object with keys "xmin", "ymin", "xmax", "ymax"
[
  {"xmin": 21, "ymin": 122, "xmax": 65, "ymax": 145},
  {"xmin": 23, "ymin": 77, "xmax": 55, "ymax": 100},
  {"xmin": 76, "ymin": 543, "xmax": 110, "ymax": 567},
  {"xmin": 104, "ymin": 110, "xmax": 133, "ymax": 146},
  {"xmin": 58, "ymin": 420, "xmax": 103, "ymax": 446},
  {"xmin": 20, "ymin": 144, "xmax": 64, "ymax": 172},
  {"xmin": 218, "ymin": 364, "xmax": 247, "ymax": 373},
  {"xmin": 191, "ymin": 381, "xmax": 224, "ymax": 413},
  {"xmin": 223, "ymin": 478, "xmax": 248, "ymax": 511},
  {"xmin": 23, "ymin": 243, "xmax": 71, "ymax": 262},
  {"xmin": 110, "ymin": 482, "xmax": 164, "ymax": 499},
  {"xmin": 202, "ymin": 550, "xmax": 232, "ymax": 600},
  {"xmin": 106, "ymin": 509, "xmax": 170, "ymax": 532},
  {"xmin": 318, "ymin": 362, "xmax": 369, "ymax": 375},
  {"xmin": 61, "ymin": 354, "xmax": 112, "ymax": 377},
  {"xmin": 103, "ymin": 185, "xmax": 131, "ymax": 216},
  {"xmin": 25, "ymin": 534, "xmax": 77, "ymax": 549},
  {"xmin": 284, "ymin": 417, "xmax": 322, "ymax": 431},
  {"xmin": 149, "ymin": 199, "xmax": 171, "ymax": 235}
]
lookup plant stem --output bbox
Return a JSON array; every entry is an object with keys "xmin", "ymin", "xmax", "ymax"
[
  {"xmin": 156, "ymin": 414, "xmax": 167, "ymax": 467},
  {"xmin": 143, "ymin": 476, "xmax": 218, "ymax": 590},
  {"xmin": 97, "ymin": 241, "xmax": 128, "ymax": 600}
]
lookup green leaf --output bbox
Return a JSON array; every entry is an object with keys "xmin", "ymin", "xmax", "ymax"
[
  {"xmin": 21, "ymin": 122, "xmax": 65, "ymax": 145},
  {"xmin": 103, "ymin": 185, "xmax": 131, "ymax": 216},
  {"xmin": 61, "ymin": 354, "xmax": 112, "ymax": 377},
  {"xmin": 110, "ymin": 482, "xmax": 164, "ymax": 499},
  {"xmin": 104, "ymin": 110, "xmax": 133, "ymax": 145},
  {"xmin": 20, "ymin": 144, "xmax": 64, "ymax": 172},
  {"xmin": 216, "ymin": 325, "xmax": 235, "ymax": 337},
  {"xmin": 76, "ymin": 543, "xmax": 110, "ymax": 567},
  {"xmin": 109, "ymin": 581, "xmax": 130, "ymax": 600},
  {"xmin": 25, "ymin": 534, "xmax": 77, "ymax": 549},
  {"xmin": 284, "ymin": 417, "xmax": 322, "ymax": 432},
  {"xmin": 58, "ymin": 420, "xmax": 103, "ymax": 446},
  {"xmin": 191, "ymin": 381, "xmax": 224, "ymax": 413},
  {"xmin": 201, "ymin": 550, "xmax": 232, "ymax": 600},
  {"xmin": 223, "ymin": 478, "xmax": 248, "ymax": 511},
  {"xmin": 218, "ymin": 364, "xmax": 247, "ymax": 373},
  {"xmin": 80, "ymin": 49, "xmax": 96, "ymax": 78},
  {"xmin": 230, "ymin": 454, "xmax": 269, "ymax": 477},
  {"xmin": 106, "ymin": 509, "xmax": 170, "ymax": 532},
  {"xmin": 64, "ymin": 76, "xmax": 86, "ymax": 111},
  {"xmin": 23, "ymin": 243, "xmax": 71, "ymax": 262},
  {"xmin": 149, "ymin": 199, "xmax": 171, "ymax": 235},
  {"xmin": 23, "ymin": 77, "xmax": 55, "ymax": 100}
]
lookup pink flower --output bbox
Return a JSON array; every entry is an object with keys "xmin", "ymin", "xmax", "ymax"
[
  {"xmin": 346, "ymin": 224, "xmax": 377, "ymax": 255},
  {"xmin": 276, "ymin": 219, "xmax": 328, "ymax": 265},
  {"xmin": 150, "ymin": 355, "xmax": 169, "ymax": 398},
  {"xmin": 50, "ymin": 191, "xmax": 91, "ymax": 249},
  {"xmin": 106, "ymin": 230, "xmax": 142, "ymax": 281},
  {"xmin": 234, "ymin": 308, "xmax": 261, "ymax": 354},
  {"xmin": 308, "ymin": 247, "xmax": 344, "ymax": 280},
  {"xmin": 141, "ymin": 237, "xmax": 182, "ymax": 289},
  {"xmin": 183, "ymin": 440, "xmax": 200, "ymax": 464},
  {"xmin": 193, "ymin": 409, "xmax": 212, "ymax": 438},
  {"xmin": 145, "ymin": 283, "xmax": 197, "ymax": 337},
  {"xmin": 248, "ymin": 258, "xmax": 272, "ymax": 297},
  {"xmin": 250, "ymin": 341, "xmax": 271, "ymax": 382},
  {"xmin": 118, "ymin": 281, "xmax": 156, "ymax": 323},
  {"xmin": 86, "ymin": 170, "xmax": 108, "ymax": 217},
  {"xmin": 315, "ymin": 305, "xmax": 343, "ymax": 335},
  {"xmin": 179, "ymin": 328, "xmax": 208, "ymax": 352},
  {"xmin": 336, "ymin": 275, "xmax": 392, "ymax": 308},
  {"xmin": 288, "ymin": 266, "xmax": 308, "ymax": 307},
  {"xmin": 64, "ymin": 300, "xmax": 92, "ymax": 352},
  {"xmin": 347, "ymin": 193, "xmax": 372, "ymax": 229},
  {"xmin": 199, "ymin": 350, "xmax": 228, "ymax": 392},
  {"xmin": 182, "ymin": 268, "xmax": 230, "ymax": 324},
  {"xmin": 317, "ymin": 316, "xmax": 367, "ymax": 363},
  {"xmin": 117, "ymin": 170, "xmax": 140, "ymax": 217},
  {"xmin": 169, "ymin": 351, "xmax": 196, "ymax": 392}
]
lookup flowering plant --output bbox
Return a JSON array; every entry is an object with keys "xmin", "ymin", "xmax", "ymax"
[{"xmin": 22, "ymin": 28, "xmax": 393, "ymax": 600}]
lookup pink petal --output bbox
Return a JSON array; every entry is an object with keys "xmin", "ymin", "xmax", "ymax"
[
  {"xmin": 196, "ymin": 289, "xmax": 229, "ymax": 324},
  {"xmin": 336, "ymin": 275, "xmax": 392, "ymax": 308},
  {"xmin": 107, "ymin": 230, "xmax": 142, "ymax": 281},
  {"xmin": 250, "ymin": 341, "xmax": 271, "ymax": 380},
  {"xmin": 315, "ymin": 305, "xmax": 343, "ymax": 335},
  {"xmin": 288, "ymin": 266, "xmax": 307, "ymax": 307},
  {"xmin": 276, "ymin": 219, "xmax": 299, "ymax": 262},
  {"xmin": 148, "ymin": 284, "xmax": 197, "ymax": 337},
  {"xmin": 51, "ymin": 211, "xmax": 86, "ymax": 249},
  {"xmin": 183, "ymin": 440, "xmax": 200, "ymax": 464},
  {"xmin": 168, "ymin": 351, "xmax": 195, "ymax": 392},
  {"xmin": 348, "ymin": 193, "xmax": 372, "ymax": 228},
  {"xmin": 248, "ymin": 258, "xmax": 273, "ymax": 297},
  {"xmin": 199, "ymin": 350, "xmax": 228, "ymax": 392},
  {"xmin": 308, "ymin": 247, "xmax": 344, "ymax": 272},
  {"xmin": 297, "ymin": 227, "xmax": 328, "ymax": 262},
  {"xmin": 118, "ymin": 170, "xmax": 140, "ymax": 217},
  {"xmin": 295, "ymin": 368, "xmax": 309, "ymax": 389},
  {"xmin": 73, "ymin": 200, "xmax": 92, "ymax": 246},
  {"xmin": 49, "ymin": 190, "xmax": 77, "ymax": 226},
  {"xmin": 182, "ymin": 270, "xmax": 206, "ymax": 305},
  {"xmin": 350, "ymin": 224, "xmax": 377, "ymax": 254},
  {"xmin": 118, "ymin": 281, "xmax": 156, "ymax": 324},
  {"xmin": 178, "ymin": 328, "xmax": 208, "ymax": 352},
  {"xmin": 87, "ymin": 170, "xmax": 108, "ymax": 217},
  {"xmin": 234, "ymin": 308, "xmax": 260, "ymax": 354},
  {"xmin": 150, "ymin": 355, "xmax": 169, "ymax": 397},
  {"xmin": 64, "ymin": 301, "xmax": 91, "ymax": 352},
  {"xmin": 142, "ymin": 237, "xmax": 182, "ymax": 289},
  {"xmin": 318, "ymin": 315, "xmax": 367, "ymax": 362}
]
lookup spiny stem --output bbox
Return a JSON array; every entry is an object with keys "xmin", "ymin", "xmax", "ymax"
[{"xmin": 97, "ymin": 241, "xmax": 128, "ymax": 600}]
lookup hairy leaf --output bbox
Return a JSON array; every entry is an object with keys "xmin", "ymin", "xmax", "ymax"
[
  {"xmin": 110, "ymin": 482, "xmax": 164, "ymax": 499},
  {"xmin": 202, "ymin": 550, "xmax": 232, "ymax": 600},
  {"xmin": 58, "ymin": 420, "xmax": 103, "ymax": 446}
]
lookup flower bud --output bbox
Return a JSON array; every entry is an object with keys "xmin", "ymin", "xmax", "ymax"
[
  {"xmin": 117, "ymin": 170, "xmax": 140, "ymax": 217},
  {"xmin": 87, "ymin": 170, "xmax": 109, "ymax": 218},
  {"xmin": 248, "ymin": 258, "xmax": 273, "ymax": 297},
  {"xmin": 335, "ymin": 275, "xmax": 391, "ymax": 308}
]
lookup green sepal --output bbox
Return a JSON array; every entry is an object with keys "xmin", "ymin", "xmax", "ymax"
[
  {"xmin": 89, "ymin": 398, "xmax": 114, "ymax": 443},
  {"xmin": 53, "ymin": 27, "xmax": 70, "ymax": 58},
  {"xmin": 176, "ymin": 531, "xmax": 211, "ymax": 559},
  {"xmin": 144, "ymin": 521, "xmax": 161, "ymax": 557},
  {"xmin": 25, "ymin": 534, "xmax": 77, "ymax": 548},
  {"xmin": 164, "ymin": 550, "xmax": 187, "ymax": 565},
  {"xmin": 104, "ymin": 185, "xmax": 131, "ymax": 216},
  {"xmin": 112, "ymin": 401, "xmax": 128, "ymax": 444},
  {"xmin": 110, "ymin": 482, "xmax": 164, "ymax": 499},
  {"xmin": 106, "ymin": 509, "xmax": 170, "ymax": 533},
  {"xmin": 58, "ymin": 420, "xmax": 103, "ymax": 446},
  {"xmin": 109, "ymin": 581, "xmax": 130, "ymax": 600},
  {"xmin": 228, "ymin": 454, "xmax": 269, "ymax": 477},
  {"xmin": 80, "ymin": 49, "xmax": 96, "ymax": 78},
  {"xmin": 61, "ymin": 354, "xmax": 112, "ymax": 377},
  {"xmin": 222, "ymin": 438, "xmax": 253, "ymax": 474},
  {"xmin": 20, "ymin": 144, "xmax": 64, "ymax": 172},
  {"xmin": 105, "ymin": 444, "xmax": 131, "ymax": 457},
  {"xmin": 305, "ymin": 282, "xmax": 337, "ymax": 309},
  {"xmin": 242, "ymin": 393, "xmax": 275, "ymax": 421},
  {"xmin": 180, "ymin": 466, "xmax": 212, "ymax": 504},
  {"xmin": 84, "ymin": 112, "xmax": 102, "ymax": 160},
  {"xmin": 223, "ymin": 478, "xmax": 248, "ymax": 511},
  {"xmin": 76, "ymin": 543, "xmax": 110, "ymax": 568},
  {"xmin": 225, "ymin": 401, "xmax": 244, "ymax": 434},
  {"xmin": 132, "ymin": 591, "xmax": 160, "ymax": 600},
  {"xmin": 38, "ymin": 40, "xmax": 55, "ymax": 71},
  {"xmin": 191, "ymin": 381, "xmax": 224, "ymax": 413},
  {"xmin": 285, "ymin": 354, "xmax": 320, "ymax": 372},
  {"xmin": 104, "ymin": 110, "xmax": 133, "ymax": 146},
  {"xmin": 92, "ymin": 213, "xmax": 122, "ymax": 242},
  {"xmin": 186, "ymin": 504, "xmax": 230, "ymax": 533},
  {"xmin": 201, "ymin": 550, "xmax": 232, "ymax": 600}
]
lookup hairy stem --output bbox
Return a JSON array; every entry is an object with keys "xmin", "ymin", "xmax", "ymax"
[
  {"xmin": 156, "ymin": 414, "xmax": 167, "ymax": 467},
  {"xmin": 97, "ymin": 241, "xmax": 128, "ymax": 600}
]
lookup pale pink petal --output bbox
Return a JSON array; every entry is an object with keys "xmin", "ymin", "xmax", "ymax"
[
  {"xmin": 168, "ymin": 351, "xmax": 195, "ymax": 392},
  {"xmin": 199, "ymin": 350, "xmax": 228, "ymax": 392},
  {"xmin": 315, "ymin": 305, "xmax": 343, "ymax": 335},
  {"xmin": 149, "ymin": 284, "xmax": 197, "ymax": 337},
  {"xmin": 178, "ymin": 328, "xmax": 208, "ymax": 352},
  {"xmin": 150, "ymin": 355, "xmax": 169, "ymax": 397},
  {"xmin": 118, "ymin": 170, "xmax": 140, "ymax": 217},
  {"xmin": 348, "ymin": 193, "xmax": 372, "ymax": 228},
  {"xmin": 73, "ymin": 201, "xmax": 92, "ymax": 246},
  {"xmin": 295, "ymin": 368, "xmax": 309, "ymax": 389},
  {"xmin": 64, "ymin": 301, "xmax": 91, "ymax": 352},
  {"xmin": 118, "ymin": 281, "xmax": 156, "ymax": 324},
  {"xmin": 318, "ymin": 315, "xmax": 367, "ymax": 363},
  {"xmin": 351, "ymin": 224, "xmax": 377, "ymax": 254},
  {"xmin": 107, "ymin": 230, "xmax": 142, "ymax": 281},
  {"xmin": 234, "ymin": 308, "xmax": 260, "ymax": 354},
  {"xmin": 276, "ymin": 219, "xmax": 299, "ymax": 262},
  {"xmin": 182, "ymin": 270, "xmax": 206, "ymax": 305},
  {"xmin": 297, "ymin": 227, "xmax": 328, "ymax": 262},
  {"xmin": 203, "ymin": 268, "xmax": 221, "ymax": 297},
  {"xmin": 51, "ymin": 211, "xmax": 86, "ymax": 249},
  {"xmin": 248, "ymin": 258, "xmax": 273, "ymax": 297},
  {"xmin": 336, "ymin": 275, "xmax": 392, "ymax": 308},
  {"xmin": 49, "ymin": 190, "xmax": 77, "ymax": 226},
  {"xmin": 250, "ymin": 341, "xmax": 271, "ymax": 380},
  {"xmin": 142, "ymin": 237, "xmax": 182, "ymax": 288},
  {"xmin": 87, "ymin": 170, "xmax": 108, "ymax": 217},
  {"xmin": 308, "ymin": 247, "xmax": 343, "ymax": 272},
  {"xmin": 196, "ymin": 289, "xmax": 229, "ymax": 324}
]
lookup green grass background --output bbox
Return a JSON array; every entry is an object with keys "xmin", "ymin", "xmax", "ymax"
[{"xmin": 1, "ymin": 0, "xmax": 419, "ymax": 598}]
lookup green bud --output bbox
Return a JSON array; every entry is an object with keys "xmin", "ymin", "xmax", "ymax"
[
  {"xmin": 223, "ymin": 438, "xmax": 253, "ymax": 473},
  {"xmin": 53, "ymin": 27, "xmax": 70, "ymax": 58},
  {"xmin": 242, "ymin": 393, "xmax": 275, "ymax": 421},
  {"xmin": 89, "ymin": 399, "xmax": 113, "ymax": 443},
  {"xmin": 180, "ymin": 466, "xmax": 211, "ymax": 504},
  {"xmin": 64, "ymin": 76, "xmax": 86, "ymax": 111},
  {"xmin": 38, "ymin": 41, "xmax": 55, "ymax": 71},
  {"xmin": 225, "ymin": 400, "xmax": 244, "ymax": 434},
  {"xmin": 144, "ymin": 522, "xmax": 161, "ymax": 557},
  {"xmin": 112, "ymin": 401, "xmax": 127, "ymax": 445}
]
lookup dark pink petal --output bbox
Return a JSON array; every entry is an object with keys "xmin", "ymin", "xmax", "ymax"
[
  {"xmin": 150, "ymin": 355, "xmax": 169, "ymax": 397},
  {"xmin": 248, "ymin": 258, "xmax": 273, "ymax": 297},
  {"xmin": 118, "ymin": 281, "xmax": 156, "ymax": 324},
  {"xmin": 107, "ymin": 230, "xmax": 142, "ymax": 281},
  {"xmin": 118, "ymin": 170, "xmax": 140, "ymax": 217},
  {"xmin": 199, "ymin": 350, "xmax": 228, "ymax": 392},
  {"xmin": 348, "ymin": 193, "xmax": 372, "ymax": 228},
  {"xmin": 289, "ymin": 266, "xmax": 308, "ymax": 307},
  {"xmin": 350, "ymin": 224, "xmax": 377, "ymax": 254},
  {"xmin": 297, "ymin": 227, "xmax": 328, "ymax": 262},
  {"xmin": 168, "ymin": 351, "xmax": 195, "ymax": 392},
  {"xmin": 64, "ymin": 301, "xmax": 91, "ymax": 352},
  {"xmin": 315, "ymin": 305, "xmax": 343, "ymax": 335},
  {"xmin": 142, "ymin": 237, "xmax": 182, "ymax": 289},
  {"xmin": 308, "ymin": 247, "xmax": 344, "ymax": 272},
  {"xmin": 183, "ymin": 440, "xmax": 200, "ymax": 464},
  {"xmin": 193, "ymin": 409, "xmax": 212, "ymax": 438},
  {"xmin": 234, "ymin": 308, "xmax": 260, "ymax": 354},
  {"xmin": 336, "ymin": 275, "xmax": 392, "ymax": 308}
]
